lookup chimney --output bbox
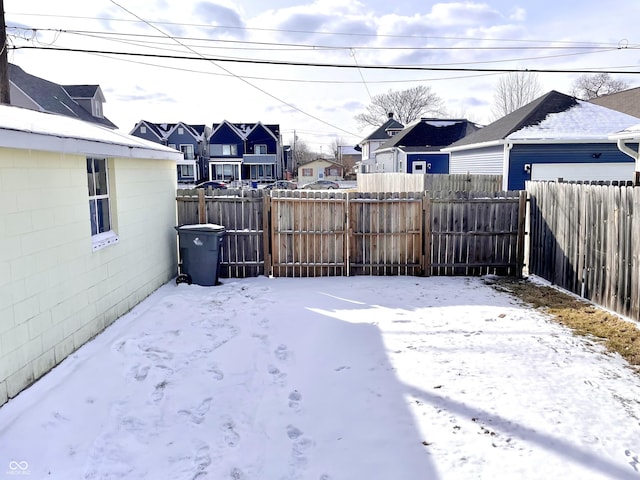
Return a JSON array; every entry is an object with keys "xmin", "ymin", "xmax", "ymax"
[{"xmin": 388, "ymin": 112, "xmax": 394, "ymax": 119}]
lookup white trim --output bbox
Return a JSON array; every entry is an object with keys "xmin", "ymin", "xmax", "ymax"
[
  {"xmin": 0, "ymin": 128, "xmax": 183, "ymax": 160},
  {"xmin": 92, "ymin": 230, "xmax": 120, "ymax": 252}
]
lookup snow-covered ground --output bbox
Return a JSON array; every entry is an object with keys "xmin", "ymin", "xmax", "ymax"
[{"xmin": 2, "ymin": 276, "xmax": 640, "ymax": 480}]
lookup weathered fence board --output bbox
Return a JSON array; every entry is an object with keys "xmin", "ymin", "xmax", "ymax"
[
  {"xmin": 270, "ymin": 190, "xmax": 347, "ymax": 277},
  {"xmin": 528, "ymin": 181, "xmax": 640, "ymax": 320},
  {"xmin": 357, "ymin": 173, "xmax": 503, "ymax": 193},
  {"xmin": 348, "ymin": 192, "xmax": 424, "ymax": 276},
  {"xmin": 177, "ymin": 187, "xmax": 526, "ymax": 279},
  {"xmin": 428, "ymin": 191, "xmax": 525, "ymax": 276},
  {"xmin": 177, "ymin": 188, "xmax": 266, "ymax": 278}
]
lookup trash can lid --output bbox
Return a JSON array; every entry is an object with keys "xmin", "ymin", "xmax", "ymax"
[{"xmin": 176, "ymin": 223, "xmax": 225, "ymax": 232}]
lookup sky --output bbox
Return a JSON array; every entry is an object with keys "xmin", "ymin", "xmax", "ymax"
[
  {"xmin": 1, "ymin": 275, "xmax": 640, "ymax": 479},
  {"xmin": 4, "ymin": 0, "xmax": 640, "ymax": 152}
]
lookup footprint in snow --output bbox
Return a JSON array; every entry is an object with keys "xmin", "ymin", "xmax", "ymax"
[
  {"xmin": 230, "ymin": 467, "xmax": 246, "ymax": 479},
  {"xmin": 288, "ymin": 390, "xmax": 302, "ymax": 411},
  {"xmin": 275, "ymin": 344, "xmax": 289, "ymax": 361},
  {"xmin": 130, "ymin": 364, "xmax": 150, "ymax": 381},
  {"xmin": 179, "ymin": 398, "xmax": 213, "ymax": 425},
  {"xmin": 207, "ymin": 364, "xmax": 225, "ymax": 381},
  {"xmin": 221, "ymin": 416, "xmax": 240, "ymax": 447},
  {"xmin": 268, "ymin": 365, "xmax": 287, "ymax": 386},
  {"xmin": 287, "ymin": 425, "xmax": 303, "ymax": 440}
]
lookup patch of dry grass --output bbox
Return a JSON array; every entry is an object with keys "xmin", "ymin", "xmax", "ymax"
[{"xmin": 489, "ymin": 277, "xmax": 640, "ymax": 369}]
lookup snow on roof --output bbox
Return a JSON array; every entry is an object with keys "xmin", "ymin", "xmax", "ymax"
[
  {"xmin": 507, "ymin": 100, "xmax": 640, "ymax": 141},
  {"xmin": 609, "ymin": 123, "xmax": 640, "ymax": 140},
  {"xmin": 0, "ymin": 105, "xmax": 183, "ymax": 160}
]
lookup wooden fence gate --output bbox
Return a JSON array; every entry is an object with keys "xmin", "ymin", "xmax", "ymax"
[{"xmin": 176, "ymin": 189, "xmax": 526, "ymax": 278}]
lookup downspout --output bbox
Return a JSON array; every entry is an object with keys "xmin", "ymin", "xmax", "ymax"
[
  {"xmin": 504, "ymin": 142, "xmax": 513, "ymax": 191},
  {"xmin": 617, "ymin": 138, "xmax": 640, "ymax": 167}
]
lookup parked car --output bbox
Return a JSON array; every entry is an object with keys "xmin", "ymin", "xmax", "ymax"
[
  {"xmin": 301, "ymin": 179, "xmax": 340, "ymax": 190},
  {"xmin": 196, "ymin": 180, "xmax": 228, "ymax": 190},
  {"xmin": 263, "ymin": 180, "xmax": 298, "ymax": 190}
]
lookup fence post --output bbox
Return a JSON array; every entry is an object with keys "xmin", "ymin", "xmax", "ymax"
[
  {"xmin": 516, "ymin": 190, "xmax": 527, "ymax": 277},
  {"xmin": 263, "ymin": 192, "xmax": 272, "ymax": 277},
  {"xmin": 198, "ymin": 188, "xmax": 206, "ymax": 224},
  {"xmin": 422, "ymin": 194, "xmax": 431, "ymax": 276}
]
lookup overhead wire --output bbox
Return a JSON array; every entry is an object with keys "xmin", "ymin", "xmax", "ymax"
[
  {"xmin": 106, "ymin": 0, "xmax": 359, "ymax": 137},
  {"xmin": 6, "ymin": 11, "xmax": 635, "ymax": 48},
  {"xmin": 11, "ymin": 45, "xmax": 640, "ymax": 75}
]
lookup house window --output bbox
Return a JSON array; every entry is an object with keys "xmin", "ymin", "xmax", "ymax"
[
  {"xmin": 222, "ymin": 144, "xmax": 237, "ymax": 156},
  {"xmin": 180, "ymin": 144, "xmax": 194, "ymax": 160},
  {"xmin": 168, "ymin": 143, "xmax": 177, "ymax": 150},
  {"xmin": 179, "ymin": 164, "xmax": 195, "ymax": 178},
  {"xmin": 87, "ymin": 157, "xmax": 118, "ymax": 251},
  {"xmin": 178, "ymin": 127, "xmax": 184, "ymax": 135},
  {"xmin": 302, "ymin": 168, "xmax": 313, "ymax": 177},
  {"xmin": 140, "ymin": 126, "xmax": 147, "ymax": 134},
  {"xmin": 255, "ymin": 144, "xmax": 267, "ymax": 154}
]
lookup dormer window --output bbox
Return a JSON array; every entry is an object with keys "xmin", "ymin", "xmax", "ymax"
[{"xmin": 92, "ymin": 99, "xmax": 103, "ymax": 118}]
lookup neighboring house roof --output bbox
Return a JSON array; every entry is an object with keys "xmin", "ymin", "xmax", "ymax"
[
  {"xmin": 0, "ymin": 104, "xmax": 182, "ymax": 161},
  {"xmin": 360, "ymin": 114, "xmax": 405, "ymax": 143},
  {"xmin": 62, "ymin": 84, "xmax": 104, "ymax": 101},
  {"xmin": 210, "ymin": 121, "xmax": 280, "ymax": 141},
  {"xmin": 8, "ymin": 63, "xmax": 117, "ymax": 129},
  {"xmin": 379, "ymin": 118, "xmax": 482, "ymax": 151},
  {"xmin": 590, "ymin": 87, "xmax": 640, "ymax": 118},
  {"xmin": 610, "ymin": 123, "xmax": 640, "ymax": 141},
  {"xmin": 447, "ymin": 90, "xmax": 640, "ymax": 150}
]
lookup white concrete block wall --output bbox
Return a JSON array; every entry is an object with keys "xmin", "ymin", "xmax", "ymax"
[{"xmin": 0, "ymin": 148, "xmax": 177, "ymax": 406}]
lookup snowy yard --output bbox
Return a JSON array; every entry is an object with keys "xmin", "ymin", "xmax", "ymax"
[{"xmin": 2, "ymin": 276, "xmax": 640, "ymax": 479}]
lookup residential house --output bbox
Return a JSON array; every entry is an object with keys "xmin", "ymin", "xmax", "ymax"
[
  {"xmin": 297, "ymin": 158, "xmax": 344, "ymax": 185},
  {"xmin": 8, "ymin": 63, "xmax": 117, "ymax": 129},
  {"xmin": 443, "ymin": 91, "xmax": 640, "ymax": 190},
  {"xmin": 130, "ymin": 121, "xmax": 210, "ymax": 184},
  {"xmin": 358, "ymin": 113, "xmax": 404, "ymax": 173},
  {"xmin": 590, "ymin": 87, "xmax": 640, "ymax": 118},
  {"xmin": 373, "ymin": 118, "xmax": 482, "ymax": 174},
  {"xmin": 0, "ymin": 105, "xmax": 182, "ymax": 407},
  {"xmin": 208, "ymin": 120, "xmax": 282, "ymax": 184},
  {"xmin": 337, "ymin": 145, "xmax": 361, "ymax": 179}
]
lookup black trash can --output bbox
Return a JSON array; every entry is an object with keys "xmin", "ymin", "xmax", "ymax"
[{"xmin": 175, "ymin": 224, "xmax": 226, "ymax": 286}]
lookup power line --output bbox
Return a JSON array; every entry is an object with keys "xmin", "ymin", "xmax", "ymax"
[
  {"xmin": 13, "ymin": 27, "xmax": 622, "ymax": 71},
  {"xmin": 6, "ymin": 12, "xmax": 635, "ymax": 48},
  {"xmin": 11, "ymin": 45, "xmax": 640, "ymax": 75},
  {"xmin": 106, "ymin": 0, "xmax": 359, "ymax": 137},
  {"xmin": 8, "ymin": 27, "xmax": 630, "ymax": 52}
]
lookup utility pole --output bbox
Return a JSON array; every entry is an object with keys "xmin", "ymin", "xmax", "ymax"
[{"xmin": 0, "ymin": 0, "xmax": 10, "ymax": 104}]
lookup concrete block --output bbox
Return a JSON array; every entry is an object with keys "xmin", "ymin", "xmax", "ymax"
[
  {"xmin": 54, "ymin": 336, "xmax": 75, "ymax": 364},
  {"xmin": 6, "ymin": 364, "xmax": 34, "ymax": 398},
  {"xmin": 13, "ymin": 295, "xmax": 38, "ymax": 325},
  {"xmin": 32, "ymin": 348, "xmax": 56, "ymax": 380},
  {"xmin": 0, "ymin": 381, "xmax": 7, "ymax": 406}
]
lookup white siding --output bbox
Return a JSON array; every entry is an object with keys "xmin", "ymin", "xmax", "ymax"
[
  {"xmin": 449, "ymin": 146, "xmax": 505, "ymax": 175},
  {"xmin": 0, "ymin": 148, "xmax": 177, "ymax": 406},
  {"xmin": 375, "ymin": 151, "xmax": 394, "ymax": 172}
]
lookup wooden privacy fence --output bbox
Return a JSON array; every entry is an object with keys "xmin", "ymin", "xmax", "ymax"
[
  {"xmin": 357, "ymin": 173, "xmax": 504, "ymax": 193},
  {"xmin": 528, "ymin": 181, "xmax": 640, "ymax": 320},
  {"xmin": 176, "ymin": 188, "xmax": 526, "ymax": 278}
]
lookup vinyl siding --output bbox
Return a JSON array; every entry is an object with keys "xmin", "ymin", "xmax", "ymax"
[{"xmin": 449, "ymin": 146, "xmax": 504, "ymax": 175}]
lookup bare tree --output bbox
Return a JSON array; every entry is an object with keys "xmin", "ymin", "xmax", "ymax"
[
  {"xmin": 290, "ymin": 136, "xmax": 316, "ymax": 167},
  {"xmin": 490, "ymin": 72, "xmax": 542, "ymax": 120},
  {"xmin": 328, "ymin": 137, "xmax": 345, "ymax": 161},
  {"xmin": 354, "ymin": 86, "xmax": 446, "ymax": 128},
  {"xmin": 570, "ymin": 73, "xmax": 629, "ymax": 100}
]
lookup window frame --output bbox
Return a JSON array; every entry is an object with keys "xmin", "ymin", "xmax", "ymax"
[
  {"xmin": 87, "ymin": 157, "xmax": 119, "ymax": 251},
  {"xmin": 222, "ymin": 144, "xmax": 238, "ymax": 156}
]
